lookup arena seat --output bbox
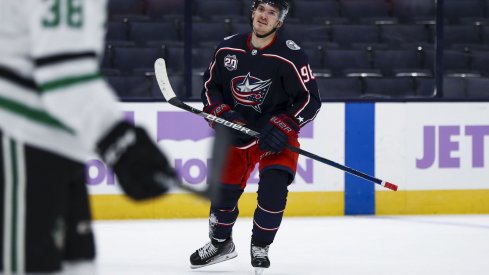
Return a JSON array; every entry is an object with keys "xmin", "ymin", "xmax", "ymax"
[
  {"xmin": 112, "ymin": 46, "xmax": 164, "ymax": 73},
  {"xmin": 331, "ymin": 25, "xmax": 379, "ymax": 47},
  {"xmin": 281, "ymin": 23, "xmax": 329, "ymax": 44},
  {"xmin": 192, "ymin": 21, "xmax": 231, "ymax": 46},
  {"xmin": 380, "ymin": 24, "xmax": 430, "ymax": 46},
  {"xmin": 466, "ymin": 77, "xmax": 489, "ymax": 98},
  {"xmin": 324, "ymin": 49, "xmax": 375, "ymax": 77},
  {"xmin": 444, "ymin": 0, "xmax": 485, "ymax": 24},
  {"xmin": 340, "ymin": 0, "xmax": 390, "ymax": 21},
  {"xmin": 443, "ymin": 77, "xmax": 467, "ymax": 99},
  {"xmin": 129, "ymin": 21, "xmax": 181, "ymax": 44},
  {"xmin": 107, "ymin": 0, "xmax": 144, "ymax": 16},
  {"xmin": 106, "ymin": 75, "xmax": 152, "ymax": 99},
  {"xmin": 363, "ymin": 77, "xmax": 416, "ymax": 98},
  {"xmin": 392, "ymin": 0, "xmax": 435, "ymax": 23},
  {"xmin": 145, "ymin": 0, "xmax": 185, "ymax": 18},
  {"xmin": 373, "ymin": 49, "xmax": 422, "ymax": 77},
  {"xmin": 194, "ymin": 0, "xmax": 243, "ymax": 20},
  {"xmin": 316, "ymin": 77, "xmax": 362, "ymax": 99},
  {"xmin": 292, "ymin": 0, "xmax": 340, "ymax": 23}
]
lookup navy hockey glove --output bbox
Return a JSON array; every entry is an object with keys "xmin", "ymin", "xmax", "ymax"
[
  {"xmin": 203, "ymin": 103, "xmax": 253, "ymax": 146},
  {"xmin": 259, "ymin": 114, "xmax": 299, "ymax": 153},
  {"xmin": 97, "ymin": 121, "xmax": 176, "ymax": 200}
]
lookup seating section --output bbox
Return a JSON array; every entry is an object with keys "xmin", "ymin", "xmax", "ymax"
[{"xmin": 102, "ymin": 0, "xmax": 489, "ymax": 100}]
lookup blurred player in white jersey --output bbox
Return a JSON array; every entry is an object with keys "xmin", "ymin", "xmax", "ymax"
[{"xmin": 0, "ymin": 0, "xmax": 176, "ymax": 272}]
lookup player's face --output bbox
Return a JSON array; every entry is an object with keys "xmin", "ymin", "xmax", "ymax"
[{"xmin": 252, "ymin": 3, "xmax": 282, "ymax": 35}]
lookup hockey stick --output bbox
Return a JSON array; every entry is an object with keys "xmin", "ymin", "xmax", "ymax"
[
  {"xmin": 170, "ymin": 125, "xmax": 230, "ymax": 200},
  {"xmin": 154, "ymin": 58, "xmax": 398, "ymax": 191}
]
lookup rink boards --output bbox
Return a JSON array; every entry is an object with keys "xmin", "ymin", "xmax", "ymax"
[{"xmin": 87, "ymin": 102, "xmax": 489, "ymax": 219}]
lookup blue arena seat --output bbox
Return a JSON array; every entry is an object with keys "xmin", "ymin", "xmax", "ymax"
[
  {"xmin": 466, "ymin": 77, "xmax": 489, "ymax": 98},
  {"xmin": 231, "ymin": 22, "xmax": 252, "ymax": 35},
  {"xmin": 482, "ymin": 26, "xmax": 489, "ymax": 44},
  {"xmin": 445, "ymin": 0, "xmax": 485, "ymax": 24},
  {"xmin": 302, "ymin": 46, "xmax": 324, "ymax": 70},
  {"xmin": 323, "ymin": 49, "xmax": 373, "ymax": 76},
  {"xmin": 191, "ymin": 72, "xmax": 205, "ymax": 99},
  {"xmin": 112, "ymin": 46, "xmax": 164, "ymax": 73},
  {"xmin": 363, "ymin": 77, "xmax": 416, "ymax": 98},
  {"xmin": 292, "ymin": 0, "xmax": 340, "ymax": 22},
  {"xmin": 331, "ymin": 25, "xmax": 379, "ymax": 47},
  {"xmin": 340, "ymin": 0, "xmax": 390, "ymax": 21},
  {"xmin": 414, "ymin": 77, "xmax": 436, "ymax": 98},
  {"xmin": 444, "ymin": 25, "xmax": 481, "ymax": 46},
  {"xmin": 106, "ymin": 21, "xmax": 129, "ymax": 42},
  {"xmin": 192, "ymin": 46, "xmax": 216, "ymax": 73},
  {"xmin": 145, "ymin": 0, "xmax": 185, "ymax": 18},
  {"xmin": 192, "ymin": 21, "xmax": 231, "ymax": 46},
  {"xmin": 373, "ymin": 50, "xmax": 422, "ymax": 77},
  {"xmin": 194, "ymin": 0, "xmax": 243, "ymax": 20},
  {"xmin": 280, "ymin": 23, "xmax": 329, "ymax": 45},
  {"xmin": 106, "ymin": 75, "xmax": 152, "ymax": 99},
  {"xmin": 129, "ymin": 21, "xmax": 180, "ymax": 44},
  {"xmin": 316, "ymin": 77, "xmax": 362, "ymax": 99},
  {"xmin": 380, "ymin": 24, "xmax": 430, "ymax": 46},
  {"xmin": 470, "ymin": 50, "xmax": 489, "ymax": 75},
  {"xmin": 164, "ymin": 45, "xmax": 185, "ymax": 73},
  {"xmin": 423, "ymin": 49, "xmax": 469, "ymax": 73},
  {"xmin": 107, "ymin": 0, "xmax": 144, "ymax": 16},
  {"xmin": 392, "ymin": 0, "xmax": 435, "ymax": 23},
  {"xmin": 443, "ymin": 77, "xmax": 467, "ymax": 99}
]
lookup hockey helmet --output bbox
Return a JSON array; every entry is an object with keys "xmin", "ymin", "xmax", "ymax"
[{"xmin": 251, "ymin": 0, "xmax": 290, "ymax": 22}]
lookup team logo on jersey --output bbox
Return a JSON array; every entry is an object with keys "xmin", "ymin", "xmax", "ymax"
[
  {"xmin": 224, "ymin": 54, "xmax": 238, "ymax": 71},
  {"xmin": 286, "ymin": 40, "xmax": 301, "ymax": 50},
  {"xmin": 231, "ymin": 73, "xmax": 272, "ymax": 113}
]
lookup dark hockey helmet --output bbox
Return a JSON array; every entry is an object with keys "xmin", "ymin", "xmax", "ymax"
[{"xmin": 251, "ymin": 0, "xmax": 290, "ymax": 22}]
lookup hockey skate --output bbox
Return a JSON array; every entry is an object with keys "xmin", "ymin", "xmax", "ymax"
[
  {"xmin": 190, "ymin": 238, "xmax": 237, "ymax": 269},
  {"xmin": 251, "ymin": 242, "xmax": 270, "ymax": 275}
]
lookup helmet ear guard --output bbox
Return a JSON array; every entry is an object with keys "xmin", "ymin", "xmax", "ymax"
[{"xmin": 251, "ymin": 0, "xmax": 290, "ymax": 22}]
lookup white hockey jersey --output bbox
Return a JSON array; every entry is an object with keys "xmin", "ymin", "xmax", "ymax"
[{"xmin": 0, "ymin": 0, "xmax": 122, "ymax": 161}]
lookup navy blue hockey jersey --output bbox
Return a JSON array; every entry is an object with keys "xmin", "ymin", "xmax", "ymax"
[{"xmin": 201, "ymin": 33, "xmax": 321, "ymax": 133}]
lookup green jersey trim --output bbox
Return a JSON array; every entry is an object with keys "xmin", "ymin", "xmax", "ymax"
[
  {"xmin": 0, "ymin": 95, "xmax": 73, "ymax": 133},
  {"xmin": 40, "ymin": 73, "xmax": 101, "ymax": 92}
]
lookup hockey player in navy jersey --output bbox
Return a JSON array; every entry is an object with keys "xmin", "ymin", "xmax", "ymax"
[
  {"xmin": 0, "ymin": 0, "xmax": 176, "ymax": 273},
  {"xmin": 190, "ymin": 0, "xmax": 321, "ymax": 273}
]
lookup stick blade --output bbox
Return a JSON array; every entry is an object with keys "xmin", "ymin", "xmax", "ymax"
[{"xmin": 154, "ymin": 58, "xmax": 177, "ymax": 101}]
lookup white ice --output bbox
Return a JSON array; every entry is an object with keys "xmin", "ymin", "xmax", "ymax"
[{"xmin": 61, "ymin": 215, "xmax": 489, "ymax": 275}]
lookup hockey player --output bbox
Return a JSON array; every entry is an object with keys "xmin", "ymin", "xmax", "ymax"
[
  {"xmin": 190, "ymin": 0, "xmax": 321, "ymax": 274},
  {"xmin": 0, "ymin": 0, "xmax": 176, "ymax": 273}
]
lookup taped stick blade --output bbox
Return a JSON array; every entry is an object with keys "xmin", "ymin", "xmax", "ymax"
[{"xmin": 154, "ymin": 58, "xmax": 177, "ymax": 101}]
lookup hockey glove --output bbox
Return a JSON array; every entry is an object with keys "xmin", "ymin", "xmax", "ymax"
[
  {"xmin": 258, "ymin": 114, "xmax": 299, "ymax": 153},
  {"xmin": 203, "ymin": 103, "xmax": 252, "ymax": 146},
  {"xmin": 203, "ymin": 103, "xmax": 246, "ymax": 127},
  {"xmin": 97, "ymin": 121, "xmax": 176, "ymax": 200}
]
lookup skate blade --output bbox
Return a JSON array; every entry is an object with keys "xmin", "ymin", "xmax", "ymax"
[
  {"xmin": 255, "ymin": 267, "xmax": 266, "ymax": 275},
  {"xmin": 190, "ymin": 251, "xmax": 238, "ymax": 269}
]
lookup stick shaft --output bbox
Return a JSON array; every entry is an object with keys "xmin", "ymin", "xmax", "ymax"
[
  {"xmin": 154, "ymin": 58, "xmax": 398, "ymax": 191},
  {"xmin": 167, "ymin": 99, "xmax": 398, "ymax": 191}
]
